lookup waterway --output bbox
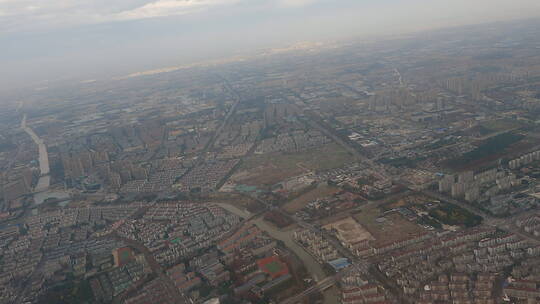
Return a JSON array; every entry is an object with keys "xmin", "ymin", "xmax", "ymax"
[
  {"xmin": 216, "ymin": 203, "xmax": 340, "ymax": 303},
  {"xmin": 33, "ymin": 190, "xmax": 71, "ymax": 206},
  {"xmin": 21, "ymin": 114, "xmax": 51, "ymax": 192},
  {"xmin": 21, "ymin": 114, "xmax": 71, "ymax": 206}
]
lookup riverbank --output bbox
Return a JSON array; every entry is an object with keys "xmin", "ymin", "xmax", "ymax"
[
  {"xmin": 215, "ymin": 203, "xmax": 340, "ymax": 304},
  {"xmin": 21, "ymin": 114, "xmax": 72, "ymax": 209},
  {"xmin": 21, "ymin": 114, "xmax": 51, "ymax": 192}
]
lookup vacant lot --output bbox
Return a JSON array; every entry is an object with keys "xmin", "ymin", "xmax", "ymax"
[
  {"xmin": 234, "ymin": 162, "xmax": 305, "ymax": 187},
  {"xmin": 353, "ymin": 206, "xmax": 425, "ymax": 247},
  {"xmin": 283, "ymin": 185, "xmax": 340, "ymax": 214},
  {"xmin": 323, "ymin": 216, "xmax": 374, "ymax": 246},
  {"xmin": 238, "ymin": 143, "xmax": 352, "ymax": 186},
  {"xmin": 208, "ymin": 192, "xmax": 265, "ymax": 214}
]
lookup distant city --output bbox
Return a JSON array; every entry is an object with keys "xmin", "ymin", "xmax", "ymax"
[{"xmin": 1, "ymin": 19, "xmax": 540, "ymax": 304}]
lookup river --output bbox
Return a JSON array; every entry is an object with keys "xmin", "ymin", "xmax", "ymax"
[
  {"xmin": 21, "ymin": 114, "xmax": 51, "ymax": 192},
  {"xmin": 216, "ymin": 203, "xmax": 340, "ymax": 303},
  {"xmin": 21, "ymin": 114, "xmax": 72, "ymax": 207}
]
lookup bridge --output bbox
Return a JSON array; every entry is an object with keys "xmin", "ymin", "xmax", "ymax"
[{"xmin": 280, "ymin": 276, "xmax": 336, "ymax": 304}]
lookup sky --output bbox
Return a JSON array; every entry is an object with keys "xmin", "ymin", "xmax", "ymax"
[{"xmin": 1, "ymin": 0, "xmax": 540, "ymax": 92}]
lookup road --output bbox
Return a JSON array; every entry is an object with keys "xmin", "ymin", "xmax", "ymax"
[
  {"xmin": 216, "ymin": 203, "xmax": 328, "ymax": 282},
  {"xmin": 300, "ymin": 111, "xmax": 386, "ymax": 175},
  {"xmin": 266, "ymin": 208, "xmax": 377, "ymax": 303},
  {"xmin": 284, "ymin": 208, "xmax": 366, "ymax": 267},
  {"xmin": 108, "ymin": 203, "xmax": 187, "ymax": 303},
  {"xmin": 200, "ymin": 77, "xmax": 241, "ymax": 160},
  {"xmin": 208, "ymin": 79, "xmax": 241, "ymax": 146},
  {"xmin": 419, "ymin": 189, "xmax": 492, "ymax": 220},
  {"xmin": 418, "ymin": 189, "xmax": 540, "ymax": 245},
  {"xmin": 13, "ymin": 258, "xmax": 46, "ymax": 303},
  {"xmin": 215, "ymin": 202, "xmax": 347, "ymax": 303},
  {"xmin": 113, "ymin": 233, "xmax": 188, "ymax": 304},
  {"xmin": 280, "ymin": 277, "xmax": 336, "ymax": 304},
  {"xmin": 181, "ymin": 76, "xmax": 242, "ymax": 186}
]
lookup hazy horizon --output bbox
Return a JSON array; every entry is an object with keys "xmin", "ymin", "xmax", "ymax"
[{"xmin": 1, "ymin": 0, "xmax": 540, "ymax": 92}]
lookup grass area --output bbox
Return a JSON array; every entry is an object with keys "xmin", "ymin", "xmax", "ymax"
[
  {"xmin": 383, "ymin": 199, "xmax": 409, "ymax": 210},
  {"xmin": 424, "ymin": 137, "xmax": 458, "ymax": 150},
  {"xmin": 282, "ymin": 185, "xmax": 340, "ymax": 214},
  {"xmin": 379, "ymin": 156, "xmax": 426, "ymax": 168},
  {"xmin": 239, "ymin": 143, "xmax": 352, "ymax": 186},
  {"xmin": 265, "ymin": 260, "xmax": 284, "ymax": 274},
  {"xmin": 234, "ymin": 164, "xmax": 304, "ymax": 187},
  {"xmin": 208, "ymin": 193, "xmax": 266, "ymax": 213},
  {"xmin": 447, "ymin": 132, "xmax": 524, "ymax": 168},
  {"xmin": 38, "ymin": 280, "xmax": 94, "ymax": 304},
  {"xmin": 264, "ymin": 210, "xmax": 294, "ymax": 228},
  {"xmin": 480, "ymin": 119, "xmax": 526, "ymax": 132},
  {"xmin": 417, "ymin": 215, "xmax": 443, "ymax": 229},
  {"xmin": 352, "ymin": 206, "xmax": 425, "ymax": 247},
  {"xmin": 429, "ymin": 203, "xmax": 482, "ymax": 227}
]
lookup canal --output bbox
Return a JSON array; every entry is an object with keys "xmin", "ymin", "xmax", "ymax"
[{"xmin": 216, "ymin": 203, "xmax": 340, "ymax": 303}]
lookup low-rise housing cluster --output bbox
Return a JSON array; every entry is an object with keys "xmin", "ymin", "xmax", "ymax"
[
  {"xmin": 117, "ymin": 202, "xmax": 241, "ymax": 267},
  {"xmin": 375, "ymin": 226, "xmax": 539, "ymax": 301},
  {"xmin": 294, "ymin": 229, "xmax": 340, "ymax": 262},
  {"xmin": 177, "ymin": 160, "xmax": 239, "ymax": 192}
]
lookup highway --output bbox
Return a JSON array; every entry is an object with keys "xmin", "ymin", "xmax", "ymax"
[
  {"xmin": 201, "ymin": 77, "xmax": 241, "ymax": 157},
  {"xmin": 298, "ymin": 109, "xmax": 389, "ymax": 178},
  {"xmin": 182, "ymin": 76, "xmax": 243, "ymax": 184}
]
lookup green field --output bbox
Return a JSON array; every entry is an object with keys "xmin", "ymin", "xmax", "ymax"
[
  {"xmin": 265, "ymin": 260, "xmax": 283, "ymax": 274},
  {"xmin": 283, "ymin": 185, "xmax": 339, "ymax": 213},
  {"xmin": 242, "ymin": 143, "xmax": 352, "ymax": 172},
  {"xmin": 447, "ymin": 132, "xmax": 524, "ymax": 168},
  {"xmin": 238, "ymin": 143, "xmax": 352, "ymax": 186},
  {"xmin": 429, "ymin": 203, "xmax": 482, "ymax": 228},
  {"xmin": 38, "ymin": 280, "xmax": 94, "ymax": 304},
  {"xmin": 480, "ymin": 119, "xmax": 526, "ymax": 132}
]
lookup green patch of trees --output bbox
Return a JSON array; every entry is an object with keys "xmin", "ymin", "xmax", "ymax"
[
  {"xmin": 429, "ymin": 204, "xmax": 482, "ymax": 228},
  {"xmin": 417, "ymin": 215, "xmax": 442, "ymax": 229},
  {"xmin": 38, "ymin": 280, "xmax": 93, "ymax": 304},
  {"xmin": 449, "ymin": 132, "xmax": 524, "ymax": 166}
]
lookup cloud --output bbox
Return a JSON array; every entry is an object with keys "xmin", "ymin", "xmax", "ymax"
[
  {"xmin": 0, "ymin": 0, "xmax": 245, "ymax": 33},
  {"xmin": 116, "ymin": 0, "xmax": 241, "ymax": 20},
  {"xmin": 0, "ymin": 0, "xmax": 328, "ymax": 33},
  {"xmin": 277, "ymin": 0, "xmax": 316, "ymax": 8}
]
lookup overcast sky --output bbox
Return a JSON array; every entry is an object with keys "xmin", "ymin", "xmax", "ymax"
[{"xmin": 1, "ymin": 0, "xmax": 540, "ymax": 92}]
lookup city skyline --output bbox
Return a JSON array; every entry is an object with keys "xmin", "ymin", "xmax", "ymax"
[
  {"xmin": 1, "ymin": 4, "xmax": 540, "ymax": 304},
  {"xmin": 2, "ymin": 0, "xmax": 540, "ymax": 92}
]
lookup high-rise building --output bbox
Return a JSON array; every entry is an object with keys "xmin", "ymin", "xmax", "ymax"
[
  {"xmin": 451, "ymin": 182, "xmax": 467, "ymax": 198},
  {"xmin": 458, "ymin": 171, "xmax": 474, "ymax": 184},
  {"xmin": 438, "ymin": 175, "xmax": 455, "ymax": 192},
  {"xmin": 465, "ymin": 187, "xmax": 480, "ymax": 202}
]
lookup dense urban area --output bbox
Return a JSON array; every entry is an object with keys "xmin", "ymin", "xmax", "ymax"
[{"xmin": 1, "ymin": 19, "xmax": 540, "ymax": 304}]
